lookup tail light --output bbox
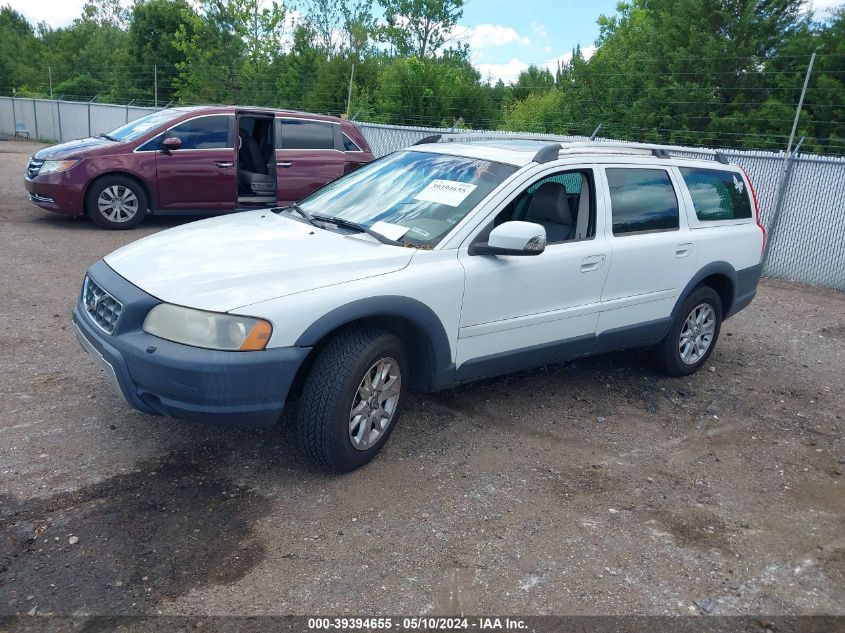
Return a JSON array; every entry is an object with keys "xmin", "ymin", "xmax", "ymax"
[{"xmin": 740, "ymin": 166, "xmax": 765, "ymax": 260}]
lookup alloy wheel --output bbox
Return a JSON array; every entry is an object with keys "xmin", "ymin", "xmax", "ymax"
[
  {"xmin": 97, "ymin": 185, "xmax": 139, "ymax": 222},
  {"xmin": 679, "ymin": 303, "xmax": 716, "ymax": 365},
  {"xmin": 349, "ymin": 357, "xmax": 401, "ymax": 450}
]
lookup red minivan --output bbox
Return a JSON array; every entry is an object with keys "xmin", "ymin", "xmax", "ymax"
[{"xmin": 23, "ymin": 106, "xmax": 375, "ymax": 229}]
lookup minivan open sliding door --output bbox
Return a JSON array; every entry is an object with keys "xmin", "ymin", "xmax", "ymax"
[{"xmin": 236, "ymin": 110, "xmax": 277, "ymax": 207}]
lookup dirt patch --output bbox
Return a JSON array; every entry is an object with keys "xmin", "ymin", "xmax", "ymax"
[{"xmin": 1, "ymin": 444, "xmax": 271, "ymax": 615}]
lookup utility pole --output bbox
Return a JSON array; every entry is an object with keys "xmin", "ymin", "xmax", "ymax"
[
  {"xmin": 346, "ymin": 63, "xmax": 355, "ymax": 118},
  {"xmin": 765, "ymin": 52, "xmax": 816, "ymax": 265},
  {"xmin": 784, "ymin": 52, "xmax": 815, "ymax": 160},
  {"xmin": 154, "ymin": 65, "xmax": 158, "ymax": 108}
]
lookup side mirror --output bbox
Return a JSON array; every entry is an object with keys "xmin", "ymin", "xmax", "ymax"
[
  {"xmin": 469, "ymin": 221, "xmax": 546, "ymax": 256},
  {"xmin": 161, "ymin": 137, "xmax": 182, "ymax": 152}
]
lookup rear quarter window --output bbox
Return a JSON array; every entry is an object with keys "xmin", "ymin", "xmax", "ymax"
[
  {"xmin": 606, "ymin": 168, "xmax": 680, "ymax": 236},
  {"xmin": 277, "ymin": 119, "xmax": 336, "ymax": 150},
  {"xmin": 679, "ymin": 167, "xmax": 752, "ymax": 221}
]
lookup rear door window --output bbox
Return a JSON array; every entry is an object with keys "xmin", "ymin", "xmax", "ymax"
[
  {"xmin": 606, "ymin": 168, "xmax": 679, "ymax": 236},
  {"xmin": 166, "ymin": 115, "xmax": 232, "ymax": 149},
  {"xmin": 679, "ymin": 167, "xmax": 752, "ymax": 221},
  {"xmin": 277, "ymin": 119, "xmax": 336, "ymax": 150}
]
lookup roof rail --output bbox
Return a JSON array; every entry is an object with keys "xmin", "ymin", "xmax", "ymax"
[
  {"xmin": 414, "ymin": 134, "xmax": 442, "ymax": 145},
  {"xmin": 652, "ymin": 148, "xmax": 671, "ymax": 159},
  {"xmin": 533, "ymin": 143, "xmax": 563, "ymax": 164}
]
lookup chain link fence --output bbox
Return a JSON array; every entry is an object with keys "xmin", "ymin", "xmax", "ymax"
[{"xmin": 2, "ymin": 96, "xmax": 843, "ymax": 290}]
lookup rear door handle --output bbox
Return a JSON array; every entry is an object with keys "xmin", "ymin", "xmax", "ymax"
[
  {"xmin": 215, "ymin": 161, "xmax": 234, "ymax": 168},
  {"xmin": 675, "ymin": 242, "xmax": 694, "ymax": 258},
  {"xmin": 580, "ymin": 254, "xmax": 606, "ymax": 272},
  {"xmin": 277, "ymin": 162, "xmax": 293, "ymax": 168}
]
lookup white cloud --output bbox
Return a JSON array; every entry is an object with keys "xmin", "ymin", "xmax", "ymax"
[
  {"xmin": 475, "ymin": 58, "xmax": 530, "ymax": 84},
  {"xmin": 474, "ymin": 45, "xmax": 598, "ymax": 85},
  {"xmin": 531, "ymin": 22, "xmax": 548, "ymax": 39},
  {"xmin": 805, "ymin": 0, "xmax": 844, "ymax": 14},
  {"xmin": 450, "ymin": 23, "xmax": 531, "ymax": 49},
  {"xmin": 3, "ymin": 0, "xmax": 132, "ymax": 28}
]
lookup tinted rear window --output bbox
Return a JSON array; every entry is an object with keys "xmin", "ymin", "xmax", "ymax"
[
  {"xmin": 680, "ymin": 167, "xmax": 752, "ymax": 221},
  {"xmin": 606, "ymin": 168, "xmax": 679, "ymax": 236},
  {"xmin": 278, "ymin": 119, "xmax": 335, "ymax": 150}
]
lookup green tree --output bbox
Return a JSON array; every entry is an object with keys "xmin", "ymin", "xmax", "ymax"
[{"xmin": 378, "ymin": 0, "xmax": 463, "ymax": 58}]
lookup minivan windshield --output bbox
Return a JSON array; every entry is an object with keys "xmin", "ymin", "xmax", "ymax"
[
  {"xmin": 296, "ymin": 150, "xmax": 517, "ymax": 247},
  {"xmin": 105, "ymin": 109, "xmax": 188, "ymax": 142}
]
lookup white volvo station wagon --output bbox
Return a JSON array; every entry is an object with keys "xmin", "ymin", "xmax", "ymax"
[{"xmin": 73, "ymin": 139, "xmax": 765, "ymax": 471}]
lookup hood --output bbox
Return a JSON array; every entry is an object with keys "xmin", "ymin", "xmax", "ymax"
[
  {"xmin": 35, "ymin": 137, "xmax": 125, "ymax": 160},
  {"xmin": 104, "ymin": 210, "xmax": 415, "ymax": 313}
]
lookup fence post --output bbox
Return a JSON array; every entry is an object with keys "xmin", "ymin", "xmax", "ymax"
[
  {"xmin": 32, "ymin": 99, "xmax": 38, "ymax": 140},
  {"xmin": 154, "ymin": 65, "xmax": 158, "ymax": 108},
  {"xmin": 87, "ymin": 96, "xmax": 96, "ymax": 137},
  {"xmin": 125, "ymin": 99, "xmax": 135, "ymax": 124},
  {"xmin": 11, "ymin": 91, "xmax": 17, "ymax": 136},
  {"xmin": 56, "ymin": 97, "xmax": 63, "ymax": 142}
]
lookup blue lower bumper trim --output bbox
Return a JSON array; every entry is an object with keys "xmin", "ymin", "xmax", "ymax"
[{"xmin": 73, "ymin": 286, "xmax": 310, "ymax": 427}]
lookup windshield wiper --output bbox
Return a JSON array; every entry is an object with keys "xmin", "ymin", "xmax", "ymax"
[
  {"xmin": 97, "ymin": 133, "xmax": 118, "ymax": 141},
  {"xmin": 275, "ymin": 203, "xmax": 318, "ymax": 227},
  {"xmin": 313, "ymin": 214, "xmax": 402, "ymax": 246}
]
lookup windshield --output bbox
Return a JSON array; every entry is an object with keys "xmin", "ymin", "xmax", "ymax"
[
  {"xmin": 297, "ymin": 150, "xmax": 517, "ymax": 247},
  {"xmin": 105, "ymin": 109, "xmax": 187, "ymax": 142}
]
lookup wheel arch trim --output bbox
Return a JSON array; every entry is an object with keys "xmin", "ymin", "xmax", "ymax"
[
  {"xmin": 294, "ymin": 296, "xmax": 454, "ymax": 391},
  {"xmin": 671, "ymin": 261, "xmax": 737, "ymax": 319}
]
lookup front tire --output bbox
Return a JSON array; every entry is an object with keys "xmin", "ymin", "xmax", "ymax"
[
  {"xmin": 86, "ymin": 175, "xmax": 148, "ymax": 229},
  {"xmin": 656, "ymin": 286, "xmax": 722, "ymax": 377},
  {"xmin": 297, "ymin": 326, "xmax": 408, "ymax": 472}
]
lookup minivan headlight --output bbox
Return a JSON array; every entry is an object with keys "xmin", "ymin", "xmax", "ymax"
[
  {"xmin": 143, "ymin": 304, "xmax": 272, "ymax": 351},
  {"xmin": 38, "ymin": 160, "xmax": 79, "ymax": 175}
]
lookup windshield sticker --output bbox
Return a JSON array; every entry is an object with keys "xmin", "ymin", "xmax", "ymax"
[
  {"xmin": 414, "ymin": 179, "xmax": 477, "ymax": 207},
  {"xmin": 408, "ymin": 227, "xmax": 431, "ymax": 238},
  {"xmin": 370, "ymin": 220, "xmax": 410, "ymax": 241}
]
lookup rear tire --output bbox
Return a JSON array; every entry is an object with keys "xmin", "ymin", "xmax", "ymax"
[
  {"xmin": 656, "ymin": 286, "xmax": 722, "ymax": 377},
  {"xmin": 297, "ymin": 325, "xmax": 408, "ymax": 472},
  {"xmin": 86, "ymin": 175, "xmax": 148, "ymax": 229}
]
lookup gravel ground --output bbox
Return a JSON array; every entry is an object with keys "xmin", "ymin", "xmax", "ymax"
[{"xmin": 0, "ymin": 139, "xmax": 843, "ymax": 617}]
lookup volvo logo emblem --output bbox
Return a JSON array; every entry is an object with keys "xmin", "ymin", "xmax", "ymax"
[{"xmin": 87, "ymin": 294, "xmax": 106, "ymax": 313}]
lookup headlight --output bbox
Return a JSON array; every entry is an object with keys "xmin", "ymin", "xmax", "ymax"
[
  {"xmin": 142, "ymin": 304, "xmax": 272, "ymax": 351},
  {"xmin": 38, "ymin": 160, "xmax": 80, "ymax": 175}
]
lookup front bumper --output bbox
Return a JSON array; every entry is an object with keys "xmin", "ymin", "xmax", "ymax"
[
  {"xmin": 73, "ymin": 260, "xmax": 311, "ymax": 427},
  {"xmin": 24, "ymin": 172, "xmax": 85, "ymax": 215}
]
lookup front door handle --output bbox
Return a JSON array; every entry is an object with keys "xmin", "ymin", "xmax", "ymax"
[
  {"xmin": 215, "ymin": 161, "xmax": 234, "ymax": 168},
  {"xmin": 277, "ymin": 162, "xmax": 293, "ymax": 168},
  {"xmin": 675, "ymin": 242, "xmax": 694, "ymax": 258},
  {"xmin": 580, "ymin": 254, "xmax": 606, "ymax": 272}
]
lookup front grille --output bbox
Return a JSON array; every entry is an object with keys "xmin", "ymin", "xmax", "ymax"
[
  {"xmin": 83, "ymin": 276, "xmax": 122, "ymax": 334},
  {"xmin": 26, "ymin": 158, "xmax": 44, "ymax": 179}
]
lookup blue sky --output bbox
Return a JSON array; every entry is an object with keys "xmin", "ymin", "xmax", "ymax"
[{"xmin": 454, "ymin": 0, "xmax": 619, "ymax": 82}]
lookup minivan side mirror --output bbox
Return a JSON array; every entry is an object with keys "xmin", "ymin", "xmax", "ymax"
[
  {"xmin": 469, "ymin": 221, "xmax": 547, "ymax": 256},
  {"xmin": 161, "ymin": 137, "xmax": 182, "ymax": 152}
]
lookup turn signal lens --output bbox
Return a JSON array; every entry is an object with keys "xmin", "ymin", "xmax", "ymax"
[{"xmin": 240, "ymin": 320, "xmax": 273, "ymax": 351}]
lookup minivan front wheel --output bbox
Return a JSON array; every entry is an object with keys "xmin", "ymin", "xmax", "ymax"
[
  {"xmin": 656, "ymin": 286, "xmax": 722, "ymax": 376},
  {"xmin": 86, "ymin": 176, "xmax": 148, "ymax": 229},
  {"xmin": 297, "ymin": 325, "xmax": 408, "ymax": 472}
]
